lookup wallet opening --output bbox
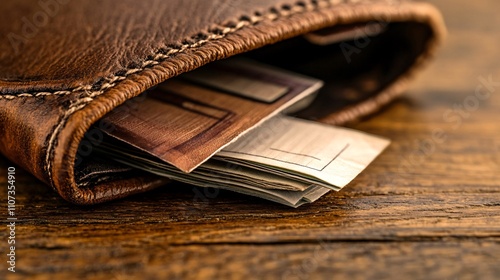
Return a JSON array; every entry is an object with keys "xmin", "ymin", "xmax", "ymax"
[
  {"xmin": 245, "ymin": 21, "xmax": 433, "ymax": 121},
  {"xmin": 75, "ymin": 21, "xmax": 434, "ymax": 189}
]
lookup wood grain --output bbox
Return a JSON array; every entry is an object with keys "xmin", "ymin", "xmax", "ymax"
[{"xmin": 1, "ymin": 0, "xmax": 500, "ymax": 279}]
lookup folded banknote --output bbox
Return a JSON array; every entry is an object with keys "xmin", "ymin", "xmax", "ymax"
[{"xmin": 94, "ymin": 58, "xmax": 389, "ymax": 207}]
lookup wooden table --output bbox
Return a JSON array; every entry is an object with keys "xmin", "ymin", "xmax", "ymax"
[{"xmin": 1, "ymin": 0, "xmax": 499, "ymax": 279}]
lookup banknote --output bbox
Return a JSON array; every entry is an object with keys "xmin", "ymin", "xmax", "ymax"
[
  {"xmin": 96, "ymin": 114, "xmax": 389, "ymax": 207},
  {"xmin": 95, "ymin": 58, "xmax": 389, "ymax": 207},
  {"xmin": 216, "ymin": 115, "xmax": 390, "ymax": 190},
  {"xmin": 100, "ymin": 58, "xmax": 323, "ymax": 173}
]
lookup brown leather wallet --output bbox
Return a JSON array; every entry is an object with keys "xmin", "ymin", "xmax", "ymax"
[{"xmin": 0, "ymin": 0, "xmax": 445, "ymax": 204}]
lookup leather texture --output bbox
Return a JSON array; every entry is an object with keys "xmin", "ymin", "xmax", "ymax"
[{"xmin": 0, "ymin": 0, "xmax": 446, "ymax": 204}]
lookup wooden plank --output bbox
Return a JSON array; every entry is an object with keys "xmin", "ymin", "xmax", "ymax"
[
  {"xmin": 8, "ymin": 242, "xmax": 500, "ymax": 280},
  {"xmin": 1, "ymin": 0, "xmax": 500, "ymax": 278}
]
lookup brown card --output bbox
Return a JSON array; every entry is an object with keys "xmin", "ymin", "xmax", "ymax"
[
  {"xmin": 100, "ymin": 58, "xmax": 323, "ymax": 172},
  {"xmin": 304, "ymin": 22, "xmax": 386, "ymax": 46}
]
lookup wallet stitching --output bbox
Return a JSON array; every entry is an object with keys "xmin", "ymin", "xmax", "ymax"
[
  {"xmin": 0, "ymin": 0, "xmax": 356, "ymax": 101},
  {"xmin": 36, "ymin": 0, "xmax": 363, "ymax": 188}
]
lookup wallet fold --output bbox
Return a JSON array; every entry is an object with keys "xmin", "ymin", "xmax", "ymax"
[{"xmin": 0, "ymin": 0, "xmax": 445, "ymax": 204}]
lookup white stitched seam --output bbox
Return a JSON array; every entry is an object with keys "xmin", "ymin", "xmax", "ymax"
[
  {"xmin": 0, "ymin": 0, "xmax": 384, "ymax": 100},
  {"xmin": 0, "ymin": 0, "xmax": 324, "ymax": 100}
]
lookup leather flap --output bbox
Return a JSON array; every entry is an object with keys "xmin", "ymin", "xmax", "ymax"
[{"xmin": 0, "ymin": 0, "xmax": 445, "ymax": 204}]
